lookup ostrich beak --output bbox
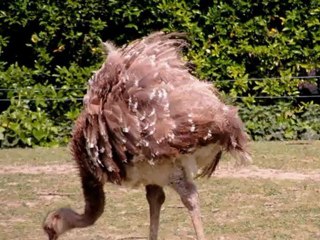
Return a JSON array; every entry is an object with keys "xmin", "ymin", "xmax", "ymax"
[{"xmin": 43, "ymin": 226, "xmax": 58, "ymax": 240}]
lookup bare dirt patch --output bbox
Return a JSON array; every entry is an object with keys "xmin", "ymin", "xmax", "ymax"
[
  {"xmin": 0, "ymin": 164, "xmax": 75, "ymax": 174},
  {"xmin": 0, "ymin": 163, "xmax": 319, "ymax": 181},
  {"xmin": 214, "ymin": 166, "xmax": 320, "ymax": 181}
]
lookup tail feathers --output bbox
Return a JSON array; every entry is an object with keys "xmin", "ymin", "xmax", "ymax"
[
  {"xmin": 231, "ymin": 149, "xmax": 252, "ymax": 167},
  {"xmin": 223, "ymin": 106, "xmax": 252, "ymax": 167},
  {"xmin": 228, "ymin": 132, "xmax": 252, "ymax": 167}
]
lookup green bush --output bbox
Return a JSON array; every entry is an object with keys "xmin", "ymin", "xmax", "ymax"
[
  {"xmin": 239, "ymin": 102, "xmax": 320, "ymax": 141},
  {"xmin": 0, "ymin": 63, "xmax": 97, "ymax": 147},
  {"xmin": 0, "ymin": 0, "xmax": 319, "ymax": 147},
  {"xmin": 0, "ymin": 95, "xmax": 60, "ymax": 147}
]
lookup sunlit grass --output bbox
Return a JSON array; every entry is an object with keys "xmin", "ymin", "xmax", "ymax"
[{"xmin": 0, "ymin": 141, "xmax": 319, "ymax": 239}]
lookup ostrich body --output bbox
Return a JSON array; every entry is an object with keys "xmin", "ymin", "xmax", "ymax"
[{"xmin": 43, "ymin": 32, "xmax": 250, "ymax": 240}]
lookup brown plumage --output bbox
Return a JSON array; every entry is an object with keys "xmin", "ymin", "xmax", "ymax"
[{"xmin": 43, "ymin": 32, "xmax": 250, "ymax": 240}]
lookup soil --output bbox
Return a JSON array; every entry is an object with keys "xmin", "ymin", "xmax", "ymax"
[
  {"xmin": 0, "ymin": 163, "xmax": 319, "ymax": 181},
  {"xmin": 0, "ymin": 164, "xmax": 76, "ymax": 175},
  {"xmin": 214, "ymin": 166, "xmax": 320, "ymax": 181}
]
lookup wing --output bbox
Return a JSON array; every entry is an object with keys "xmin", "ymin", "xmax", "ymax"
[{"xmin": 119, "ymin": 32, "xmax": 247, "ymax": 154}]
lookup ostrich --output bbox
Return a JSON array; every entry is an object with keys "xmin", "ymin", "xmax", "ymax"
[{"xmin": 43, "ymin": 32, "xmax": 250, "ymax": 240}]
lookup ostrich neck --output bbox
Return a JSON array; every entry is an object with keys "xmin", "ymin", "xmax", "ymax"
[
  {"xmin": 64, "ymin": 176, "xmax": 105, "ymax": 230},
  {"xmin": 68, "ymin": 131, "xmax": 106, "ymax": 231},
  {"xmin": 64, "ymin": 209, "xmax": 96, "ymax": 229}
]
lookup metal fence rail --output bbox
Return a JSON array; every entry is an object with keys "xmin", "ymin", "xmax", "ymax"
[{"xmin": 0, "ymin": 75, "xmax": 319, "ymax": 101}]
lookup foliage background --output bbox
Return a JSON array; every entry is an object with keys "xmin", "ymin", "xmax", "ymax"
[{"xmin": 0, "ymin": 0, "xmax": 319, "ymax": 147}]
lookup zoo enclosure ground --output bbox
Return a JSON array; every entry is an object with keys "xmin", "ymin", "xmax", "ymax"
[{"xmin": 0, "ymin": 141, "xmax": 319, "ymax": 239}]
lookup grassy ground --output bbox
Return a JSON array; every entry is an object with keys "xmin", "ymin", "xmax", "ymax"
[{"xmin": 0, "ymin": 141, "xmax": 319, "ymax": 240}]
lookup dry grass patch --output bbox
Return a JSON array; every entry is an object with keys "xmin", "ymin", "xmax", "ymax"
[{"xmin": 0, "ymin": 141, "xmax": 319, "ymax": 239}]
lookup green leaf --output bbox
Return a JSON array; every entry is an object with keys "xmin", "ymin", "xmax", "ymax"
[{"xmin": 32, "ymin": 129, "xmax": 47, "ymax": 142}]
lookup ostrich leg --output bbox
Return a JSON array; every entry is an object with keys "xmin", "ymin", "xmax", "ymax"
[
  {"xmin": 169, "ymin": 172, "xmax": 205, "ymax": 240},
  {"xmin": 146, "ymin": 185, "xmax": 165, "ymax": 240}
]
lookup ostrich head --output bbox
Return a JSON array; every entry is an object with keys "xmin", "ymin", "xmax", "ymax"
[{"xmin": 43, "ymin": 208, "xmax": 80, "ymax": 240}]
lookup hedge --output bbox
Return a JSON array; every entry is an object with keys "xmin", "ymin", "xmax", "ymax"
[{"xmin": 0, "ymin": 0, "xmax": 319, "ymax": 147}]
